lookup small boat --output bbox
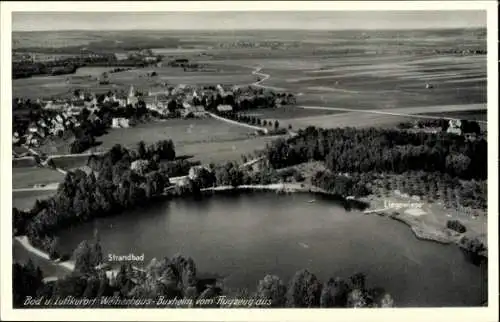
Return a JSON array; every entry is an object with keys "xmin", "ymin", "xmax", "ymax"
[{"xmin": 307, "ymin": 199, "xmax": 316, "ymax": 203}]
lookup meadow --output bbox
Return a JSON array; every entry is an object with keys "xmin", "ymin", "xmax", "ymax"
[
  {"xmin": 12, "ymin": 189, "xmax": 58, "ymax": 210},
  {"xmin": 94, "ymin": 118, "xmax": 255, "ymax": 150},
  {"xmin": 238, "ymin": 106, "xmax": 342, "ymax": 120},
  {"xmin": 49, "ymin": 154, "xmax": 92, "ymax": 171},
  {"xmin": 12, "ymin": 166, "xmax": 65, "ymax": 189}
]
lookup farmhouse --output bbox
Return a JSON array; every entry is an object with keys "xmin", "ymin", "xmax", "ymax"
[
  {"xmin": 183, "ymin": 105, "xmax": 206, "ymax": 118},
  {"xmin": 112, "ymin": 117, "xmax": 131, "ymax": 128},
  {"xmin": 188, "ymin": 165, "xmax": 211, "ymax": 181},
  {"xmin": 114, "ymin": 53, "xmax": 129, "ymax": 61},
  {"xmin": 217, "ymin": 104, "xmax": 233, "ymax": 113},
  {"xmin": 43, "ymin": 101, "xmax": 66, "ymax": 111},
  {"xmin": 447, "ymin": 119, "xmax": 462, "ymax": 136}
]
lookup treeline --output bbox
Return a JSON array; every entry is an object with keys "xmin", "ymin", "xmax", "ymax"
[
  {"xmin": 12, "ymin": 55, "xmax": 148, "ymax": 79},
  {"xmin": 263, "ymin": 126, "xmax": 487, "ymax": 210},
  {"xmin": 371, "ymin": 171, "xmax": 487, "ymax": 211},
  {"xmin": 14, "ymin": 252, "xmax": 394, "ymax": 308},
  {"xmin": 266, "ymin": 126, "xmax": 487, "ymax": 180}
]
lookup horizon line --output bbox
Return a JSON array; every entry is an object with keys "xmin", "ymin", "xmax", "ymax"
[{"xmin": 12, "ymin": 26, "xmax": 486, "ymax": 33}]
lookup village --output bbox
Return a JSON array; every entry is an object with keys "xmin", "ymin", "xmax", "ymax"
[{"xmin": 12, "ymin": 79, "xmax": 297, "ymax": 153}]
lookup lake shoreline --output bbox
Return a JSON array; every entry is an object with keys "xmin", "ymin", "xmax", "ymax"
[
  {"xmin": 13, "ymin": 182, "xmax": 485, "ymax": 282},
  {"xmin": 358, "ymin": 196, "xmax": 488, "ymax": 258}
]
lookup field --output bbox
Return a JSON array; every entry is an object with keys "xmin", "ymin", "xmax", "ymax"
[
  {"xmin": 176, "ymin": 135, "xmax": 280, "ymax": 164},
  {"xmin": 95, "ymin": 118, "xmax": 254, "ymax": 149},
  {"xmin": 420, "ymin": 110, "xmax": 487, "ymax": 122},
  {"xmin": 13, "ymin": 28, "xmax": 487, "ymax": 154},
  {"xmin": 90, "ymin": 117, "xmax": 278, "ymax": 164},
  {"xmin": 238, "ymin": 106, "xmax": 342, "ymax": 120},
  {"xmin": 12, "ymin": 166, "xmax": 65, "ymax": 189},
  {"xmin": 278, "ymin": 103, "xmax": 486, "ymax": 129},
  {"xmin": 49, "ymin": 154, "xmax": 91, "ymax": 171},
  {"xmin": 12, "ymin": 189, "xmax": 58, "ymax": 210},
  {"xmin": 13, "ymin": 65, "xmax": 256, "ymax": 99}
]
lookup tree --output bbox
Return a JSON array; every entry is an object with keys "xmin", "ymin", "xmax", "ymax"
[
  {"xmin": 347, "ymin": 289, "xmax": 367, "ymax": 308},
  {"xmin": 274, "ymin": 120, "xmax": 279, "ymax": 130},
  {"xmin": 73, "ymin": 240, "xmax": 94, "ymax": 274},
  {"xmin": 286, "ymin": 269, "xmax": 322, "ymax": 307},
  {"xmin": 137, "ymin": 141, "xmax": 147, "ymax": 159},
  {"xmin": 256, "ymin": 275, "xmax": 287, "ymax": 307},
  {"xmin": 12, "ymin": 262, "xmax": 44, "ymax": 307},
  {"xmin": 380, "ymin": 293, "xmax": 395, "ymax": 307},
  {"xmin": 445, "ymin": 153, "xmax": 471, "ymax": 178},
  {"xmin": 320, "ymin": 277, "xmax": 350, "ymax": 308}
]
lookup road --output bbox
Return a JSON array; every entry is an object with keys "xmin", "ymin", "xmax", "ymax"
[{"xmin": 250, "ymin": 67, "xmax": 286, "ymax": 91}]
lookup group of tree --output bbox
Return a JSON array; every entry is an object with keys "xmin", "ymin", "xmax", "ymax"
[
  {"xmin": 263, "ymin": 126, "xmax": 487, "ymax": 210},
  {"xmin": 13, "ymin": 253, "xmax": 394, "ymax": 308},
  {"xmin": 265, "ymin": 126, "xmax": 487, "ymax": 180},
  {"xmin": 371, "ymin": 171, "xmax": 487, "ymax": 210}
]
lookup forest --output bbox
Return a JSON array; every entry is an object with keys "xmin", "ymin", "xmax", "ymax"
[
  {"xmin": 264, "ymin": 126, "xmax": 487, "ymax": 210},
  {"xmin": 13, "ymin": 249, "xmax": 394, "ymax": 309}
]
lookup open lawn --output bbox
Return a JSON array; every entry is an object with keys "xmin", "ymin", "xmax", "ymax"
[
  {"xmin": 88, "ymin": 118, "xmax": 282, "ymax": 164},
  {"xmin": 281, "ymin": 104, "xmax": 486, "ymax": 130},
  {"xmin": 12, "ymin": 166, "xmax": 65, "ymax": 189},
  {"xmin": 12, "ymin": 189, "xmax": 58, "ymax": 210},
  {"xmin": 94, "ymin": 118, "xmax": 256, "ymax": 151},
  {"xmin": 49, "ymin": 154, "xmax": 91, "ymax": 171},
  {"xmin": 420, "ymin": 110, "xmax": 487, "ymax": 122},
  {"xmin": 176, "ymin": 135, "xmax": 282, "ymax": 164},
  {"xmin": 239, "ymin": 106, "xmax": 343, "ymax": 120}
]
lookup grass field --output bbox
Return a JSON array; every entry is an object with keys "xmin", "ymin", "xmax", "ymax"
[
  {"xmin": 12, "ymin": 166, "xmax": 65, "ymax": 189},
  {"xmin": 280, "ymin": 104, "xmax": 486, "ymax": 129},
  {"xmin": 13, "ymin": 65, "xmax": 256, "ymax": 99},
  {"xmin": 176, "ymin": 135, "xmax": 281, "ymax": 164},
  {"xmin": 12, "ymin": 189, "xmax": 58, "ymax": 210},
  {"xmin": 49, "ymin": 154, "xmax": 90, "ymax": 171},
  {"xmin": 94, "ymin": 118, "xmax": 256, "ymax": 151},
  {"xmin": 238, "ymin": 106, "xmax": 342, "ymax": 120},
  {"xmin": 420, "ymin": 110, "xmax": 487, "ymax": 122},
  {"xmin": 88, "ymin": 117, "xmax": 282, "ymax": 164}
]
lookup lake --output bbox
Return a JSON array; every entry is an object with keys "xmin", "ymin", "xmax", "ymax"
[{"xmin": 53, "ymin": 192, "xmax": 485, "ymax": 307}]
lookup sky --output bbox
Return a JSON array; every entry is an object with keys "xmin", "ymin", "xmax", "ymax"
[{"xmin": 12, "ymin": 11, "xmax": 486, "ymax": 31}]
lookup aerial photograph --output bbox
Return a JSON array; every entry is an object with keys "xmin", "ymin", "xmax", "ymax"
[{"xmin": 8, "ymin": 9, "xmax": 489, "ymax": 310}]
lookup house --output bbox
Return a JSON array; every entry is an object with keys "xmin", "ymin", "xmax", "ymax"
[
  {"xmin": 114, "ymin": 53, "xmax": 128, "ymax": 61},
  {"xmin": 112, "ymin": 118, "xmax": 130, "ymax": 128},
  {"xmin": 447, "ymin": 119, "xmax": 462, "ymax": 136},
  {"xmin": 115, "ymin": 93, "xmax": 128, "ymax": 107},
  {"xmin": 130, "ymin": 159, "xmax": 150, "ymax": 175},
  {"xmin": 143, "ymin": 96, "xmax": 157, "ymax": 110},
  {"xmin": 26, "ymin": 132, "xmax": 42, "ymax": 147},
  {"xmin": 28, "ymin": 122, "xmax": 39, "ymax": 133},
  {"xmin": 188, "ymin": 165, "xmax": 211, "ymax": 181},
  {"xmin": 217, "ymin": 104, "xmax": 233, "ymax": 113},
  {"xmin": 43, "ymin": 101, "xmax": 65, "ymax": 111},
  {"xmin": 183, "ymin": 105, "xmax": 206, "ymax": 118}
]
